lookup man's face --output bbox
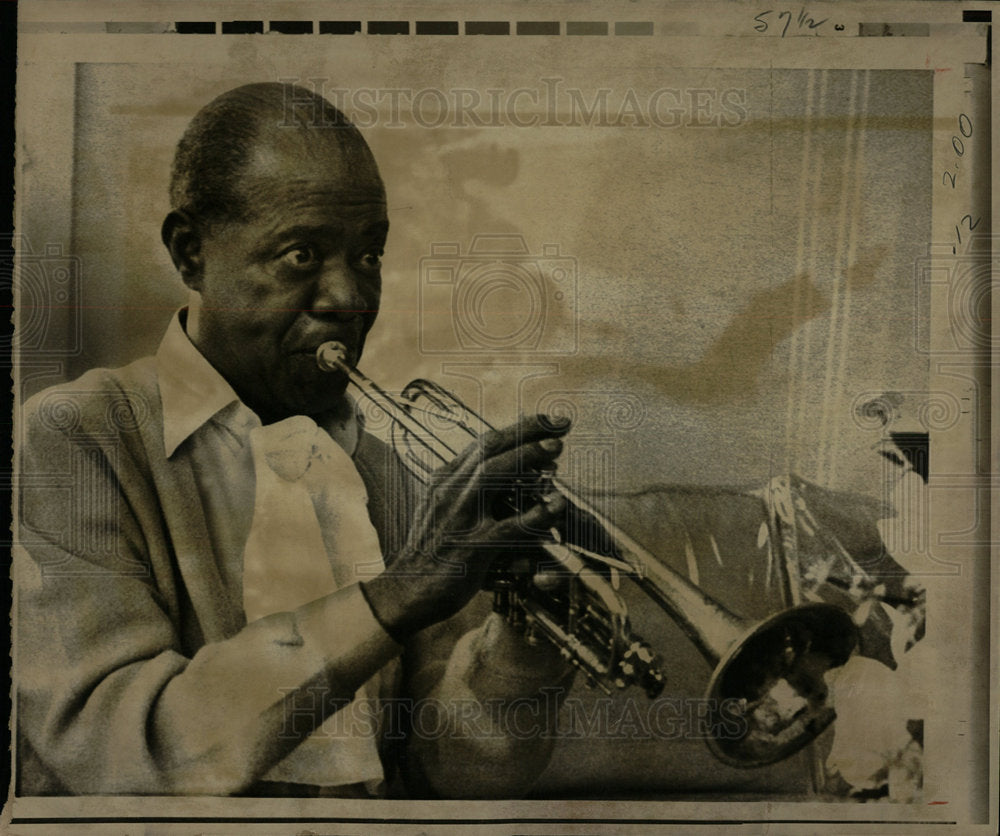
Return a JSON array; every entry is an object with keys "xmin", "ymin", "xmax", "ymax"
[{"xmin": 190, "ymin": 132, "xmax": 388, "ymax": 423}]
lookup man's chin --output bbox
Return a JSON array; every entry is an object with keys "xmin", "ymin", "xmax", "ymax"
[
  {"xmin": 287, "ymin": 385, "xmax": 353, "ymax": 421},
  {"xmin": 259, "ymin": 354, "xmax": 352, "ymax": 419}
]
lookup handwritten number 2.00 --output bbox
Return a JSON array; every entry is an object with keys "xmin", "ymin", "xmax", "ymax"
[
  {"xmin": 942, "ymin": 114, "xmax": 972, "ymax": 188},
  {"xmin": 943, "ymin": 114, "xmax": 976, "ymax": 253}
]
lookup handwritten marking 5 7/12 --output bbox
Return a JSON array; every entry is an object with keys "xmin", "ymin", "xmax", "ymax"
[{"xmin": 753, "ymin": 8, "xmax": 829, "ymax": 36}]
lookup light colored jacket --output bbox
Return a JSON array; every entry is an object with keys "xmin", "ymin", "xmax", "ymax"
[{"xmin": 16, "ymin": 356, "xmax": 430, "ymax": 795}]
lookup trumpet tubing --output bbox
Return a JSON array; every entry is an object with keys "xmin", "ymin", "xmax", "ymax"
[{"xmin": 317, "ymin": 341, "xmax": 859, "ymax": 767}]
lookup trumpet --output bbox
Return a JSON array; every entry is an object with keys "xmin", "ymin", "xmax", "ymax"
[{"xmin": 317, "ymin": 341, "xmax": 858, "ymax": 767}]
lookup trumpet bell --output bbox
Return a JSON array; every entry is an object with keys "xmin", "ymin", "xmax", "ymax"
[{"xmin": 705, "ymin": 603, "xmax": 858, "ymax": 767}]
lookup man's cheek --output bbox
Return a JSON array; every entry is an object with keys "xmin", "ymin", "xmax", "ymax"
[
  {"xmin": 285, "ymin": 353, "xmax": 327, "ymax": 389},
  {"xmin": 234, "ymin": 268, "xmax": 299, "ymax": 307}
]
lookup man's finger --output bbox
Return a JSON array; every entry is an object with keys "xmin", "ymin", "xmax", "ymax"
[
  {"xmin": 532, "ymin": 569, "xmax": 567, "ymax": 593},
  {"xmin": 440, "ymin": 413, "xmax": 569, "ymax": 485},
  {"xmin": 478, "ymin": 413, "xmax": 572, "ymax": 459},
  {"xmin": 482, "ymin": 436, "xmax": 564, "ymax": 478},
  {"xmin": 490, "ymin": 491, "xmax": 567, "ymax": 542}
]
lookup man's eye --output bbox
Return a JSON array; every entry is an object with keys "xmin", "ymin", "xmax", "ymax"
[
  {"xmin": 360, "ymin": 248, "xmax": 384, "ymax": 270},
  {"xmin": 280, "ymin": 246, "xmax": 322, "ymax": 271}
]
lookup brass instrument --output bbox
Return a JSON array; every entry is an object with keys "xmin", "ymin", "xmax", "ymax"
[{"xmin": 317, "ymin": 341, "xmax": 858, "ymax": 767}]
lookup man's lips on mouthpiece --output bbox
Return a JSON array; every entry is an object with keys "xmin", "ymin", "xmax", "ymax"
[
  {"xmin": 294, "ymin": 337, "xmax": 351, "ymax": 353},
  {"xmin": 293, "ymin": 341, "xmax": 356, "ymax": 371}
]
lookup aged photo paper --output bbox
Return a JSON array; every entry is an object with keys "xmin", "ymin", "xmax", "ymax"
[{"xmin": 5, "ymin": 1, "xmax": 997, "ymax": 834}]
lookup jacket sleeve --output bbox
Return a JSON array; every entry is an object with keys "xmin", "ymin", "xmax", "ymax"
[{"xmin": 16, "ymin": 402, "xmax": 402, "ymax": 796}]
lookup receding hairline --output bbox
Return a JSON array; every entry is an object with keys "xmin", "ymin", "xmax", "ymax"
[
  {"xmin": 194, "ymin": 82, "xmax": 381, "ymax": 174},
  {"xmin": 169, "ymin": 83, "xmax": 384, "ymax": 222},
  {"xmin": 248, "ymin": 112, "xmax": 382, "ymax": 167},
  {"xmin": 237, "ymin": 124, "xmax": 386, "ymax": 199}
]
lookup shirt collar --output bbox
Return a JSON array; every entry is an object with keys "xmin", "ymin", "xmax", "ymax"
[
  {"xmin": 156, "ymin": 309, "xmax": 360, "ymax": 458},
  {"xmin": 157, "ymin": 309, "xmax": 248, "ymax": 457}
]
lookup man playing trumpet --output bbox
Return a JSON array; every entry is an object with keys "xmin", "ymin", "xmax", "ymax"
[{"xmin": 16, "ymin": 83, "xmax": 575, "ymax": 798}]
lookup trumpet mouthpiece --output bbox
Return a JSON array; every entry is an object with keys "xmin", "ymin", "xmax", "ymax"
[{"xmin": 316, "ymin": 341, "xmax": 349, "ymax": 372}]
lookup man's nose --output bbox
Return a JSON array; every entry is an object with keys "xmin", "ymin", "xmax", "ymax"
[{"xmin": 310, "ymin": 259, "xmax": 368, "ymax": 322}]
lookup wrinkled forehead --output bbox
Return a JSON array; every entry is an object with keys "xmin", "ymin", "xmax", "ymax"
[{"xmin": 239, "ymin": 126, "xmax": 387, "ymax": 211}]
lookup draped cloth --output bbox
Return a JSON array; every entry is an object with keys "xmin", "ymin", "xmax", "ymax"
[{"xmin": 242, "ymin": 415, "xmax": 386, "ymax": 788}]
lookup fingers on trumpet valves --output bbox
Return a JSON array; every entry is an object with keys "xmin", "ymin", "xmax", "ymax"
[
  {"xmin": 484, "ymin": 471, "xmax": 565, "ymax": 522},
  {"xmin": 531, "ymin": 570, "xmax": 566, "ymax": 593},
  {"xmin": 476, "ymin": 413, "xmax": 572, "ymax": 458},
  {"xmin": 443, "ymin": 413, "xmax": 570, "ymax": 518},
  {"xmin": 479, "ymin": 438, "xmax": 564, "ymax": 480}
]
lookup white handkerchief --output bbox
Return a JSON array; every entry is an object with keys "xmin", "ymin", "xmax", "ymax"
[{"xmin": 242, "ymin": 415, "xmax": 386, "ymax": 787}]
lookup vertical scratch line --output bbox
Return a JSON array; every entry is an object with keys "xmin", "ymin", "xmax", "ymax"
[
  {"xmin": 784, "ymin": 69, "xmax": 817, "ymax": 474},
  {"xmin": 817, "ymin": 70, "xmax": 859, "ymax": 486},
  {"xmin": 830, "ymin": 70, "xmax": 871, "ymax": 487},
  {"xmin": 793, "ymin": 69, "xmax": 829, "ymax": 478}
]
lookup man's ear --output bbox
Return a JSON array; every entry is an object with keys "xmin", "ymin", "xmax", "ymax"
[{"xmin": 161, "ymin": 210, "xmax": 205, "ymax": 290}]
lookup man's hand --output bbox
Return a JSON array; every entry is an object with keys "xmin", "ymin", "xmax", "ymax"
[{"xmin": 361, "ymin": 413, "xmax": 571, "ymax": 642}]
